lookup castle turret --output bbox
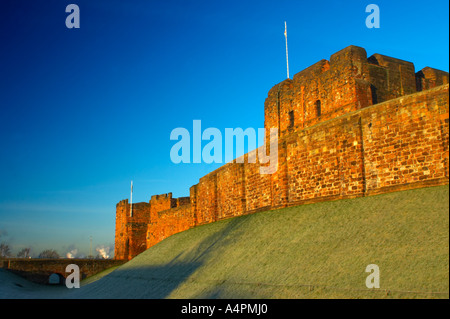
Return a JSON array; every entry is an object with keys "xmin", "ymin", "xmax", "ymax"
[{"xmin": 114, "ymin": 200, "xmax": 150, "ymax": 260}]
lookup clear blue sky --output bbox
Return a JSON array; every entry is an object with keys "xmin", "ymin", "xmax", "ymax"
[{"xmin": 0, "ymin": 0, "xmax": 448, "ymax": 257}]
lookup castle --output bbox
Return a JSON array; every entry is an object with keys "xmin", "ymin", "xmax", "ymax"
[{"xmin": 115, "ymin": 45, "xmax": 449, "ymax": 260}]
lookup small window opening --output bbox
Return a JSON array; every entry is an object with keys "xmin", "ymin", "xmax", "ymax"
[
  {"xmin": 315, "ymin": 100, "xmax": 321, "ymax": 117},
  {"xmin": 289, "ymin": 110, "xmax": 294, "ymax": 128}
]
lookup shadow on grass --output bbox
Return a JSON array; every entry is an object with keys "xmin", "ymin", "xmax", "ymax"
[{"xmin": 69, "ymin": 216, "xmax": 250, "ymax": 299}]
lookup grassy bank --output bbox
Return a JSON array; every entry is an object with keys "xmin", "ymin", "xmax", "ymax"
[{"xmin": 72, "ymin": 185, "xmax": 449, "ymax": 299}]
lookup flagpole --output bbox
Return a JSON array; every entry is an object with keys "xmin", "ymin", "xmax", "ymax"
[
  {"xmin": 130, "ymin": 180, "xmax": 133, "ymax": 217},
  {"xmin": 284, "ymin": 21, "xmax": 290, "ymax": 79}
]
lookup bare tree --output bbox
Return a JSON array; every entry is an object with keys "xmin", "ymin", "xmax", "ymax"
[
  {"xmin": 17, "ymin": 247, "xmax": 31, "ymax": 258},
  {"xmin": 0, "ymin": 243, "xmax": 11, "ymax": 257},
  {"xmin": 38, "ymin": 249, "xmax": 60, "ymax": 259}
]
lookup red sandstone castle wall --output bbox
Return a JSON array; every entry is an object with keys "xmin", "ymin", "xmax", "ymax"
[
  {"xmin": 114, "ymin": 200, "xmax": 129, "ymax": 260},
  {"xmin": 286, "ymin": 112, "xmax": 366, "ymax": 204},
  {"xmin": 115, "ymin": 46, "xmax": 449, "ymax": 260},
  {"xmin": 361, "ymin": 85, "xmax": 449, "ymax": 194},
  {"xmin": 244, "ymin": 148, "xmax": 272, "ymax": 212},
  {"xmin": 216, "ymin": 162, "xmax": 246, "ymax": 219},
  {"xmin": 115, "ymin": 193, "xmax": 194, "ymax": 259},
  {"xmin": 150, "ymin": 193, "xmax": 175, "ymax": 221},
  {"xmin": 114, "ymin": 200, "xmax": 151, "ymax": 260},
  {"xmin": 149, "ymin": 84, "xmax": 448, "ymax": 255},
  {"xmin": 416, "ymin": 67, "xmax": 449, "ymax": 92},
  {"xmin": 265, "ymin": 46, "xmax": 375, "ymax": 141},
  {"xmin": 147, "ymin": 204, "xmax": 193, "ymax": 248},
  {"xmin": 264, "ymin": 46, "xmax": 446, "ymax": 141},
  {"xmin": 195, "ymin": 173, "xmax": 218, "ymax": 225}
]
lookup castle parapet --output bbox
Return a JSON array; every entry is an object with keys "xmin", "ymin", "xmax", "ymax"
[
  {"xmin": 264, "ymin": 45, "xmax": 447, "ymax": 138},
  {"xmin": 416, "ymin": 67, "xmax": 449, "ymax": 91}
]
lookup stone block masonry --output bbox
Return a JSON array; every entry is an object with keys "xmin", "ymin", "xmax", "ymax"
[{"xmin": 115, "ymin": 45, "xmax": 449, "ymax": 260}]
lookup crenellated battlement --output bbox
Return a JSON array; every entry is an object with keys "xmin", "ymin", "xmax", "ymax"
[
  {"xmin": 114, "ymin": 192, "xmax": 192, "ymax": 260},
  {"xmin": 264, "ymin": 45, "xmax": 449, "ymax": 140},
  {"xmin": 115, "ymin": 45, "xmax": 449, "ymax": 260}
]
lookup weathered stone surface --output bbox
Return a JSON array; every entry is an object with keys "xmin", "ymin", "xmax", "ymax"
[{"xmin": 115, "ymin": 45, "xmax": 449, "ymax": 260}]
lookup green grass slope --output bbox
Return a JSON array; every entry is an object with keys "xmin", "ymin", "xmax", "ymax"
[{"xmin": 70, "ymin": 185, "xmax": 448, "ymax": 298}]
